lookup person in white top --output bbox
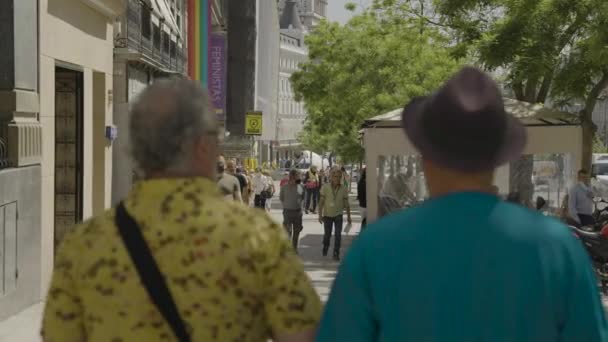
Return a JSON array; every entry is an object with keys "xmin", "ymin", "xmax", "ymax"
[
  {"xmin": 263, "ymin": 170, "xmax": 276, "ymax": 212},
  {"xmin": 252, "ymin": 167, "xmax": 270, "ymax": 209}
]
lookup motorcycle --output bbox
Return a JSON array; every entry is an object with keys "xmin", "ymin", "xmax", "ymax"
[
  {"xmin": 563, "ymin": 197, "xmax": 608, "ymax": 294},
  {"xmin": 569, "ymin": 224, "xmax": 608, "ymax": 295},
  {"xmin": 593, "ymin": 198, "xmax": 608, "ymax": 229},
  {"xmin": 564, "ymin": 197, "xmax": 608, "ymax": 232}
]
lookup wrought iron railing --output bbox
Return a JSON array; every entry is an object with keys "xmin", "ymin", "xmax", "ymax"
[
  {"xmin": 117, "ymin": 0, "xmax": 187, "ymax": 74},
  {"xmin": 0, "ymin": 137, "xmax": 10, "ymax": 170}
]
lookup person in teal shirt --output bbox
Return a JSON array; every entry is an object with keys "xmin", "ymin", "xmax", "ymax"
[{"xmin": 318, "ymin": 67, "xmax": 607, "ymax": 341}]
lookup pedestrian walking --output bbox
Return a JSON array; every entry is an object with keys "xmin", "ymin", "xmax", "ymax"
[
  {"xmin": 280, "ymin": 169, "xmax": 305, "ymax": 252},
  {"xmin": 357, "ymin": 168, "xmax": 367, "ymax": 230},
  {"xmin": 280, "ymin": 171, "xmax": 290, "ymax": 187},
  {"xmin": 217, "ymin": 158, "xmax": 242, "ymax": 202},
  {"xmin": 317, "ymin": 169, "xmax": 326, "ymax": 204},
  {"xmin": 252, "ymin": 167, "xmax": 270, "ymax": 209},
  {"xmin": 42, "ymin": 79, "xmax": 322, "ymax": 342},
  {"xmin": 263, "ymin": 170, "xmax": 276, "ymax": 213},
  {"xmin": 341, "ymin": 166, "xmax": 349, "ymax": 189},
  {"xmin": 569, "ymin": 169, "xmax": 595, "ymax": 227},
  {"xmin": 232, "ymin": 165, "xmax": 250, "ymax": 204},
  {"xmin": 304, "ymin": 166, "xmax": 320, "ymax": 214},
  {"xmin": 317, "ymin": 67, "xmax": 607, "ymax": 341},
  {"xmin": 318, "ymin": 167, "xmax": 352, "ymax": 261},
  {"xmin": 242, "ymin": 168, "xmax": 253, "ymax": 207}
]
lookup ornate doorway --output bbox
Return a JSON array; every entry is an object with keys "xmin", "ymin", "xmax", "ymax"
[{"xmin": 54, "ymin": 67, "xmax": 84, "ymax": 248}]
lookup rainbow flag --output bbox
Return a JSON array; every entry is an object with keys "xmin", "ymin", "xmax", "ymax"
[{"xmin": 187, "ymin": 0, "xmax": 211, "ymax": 86}]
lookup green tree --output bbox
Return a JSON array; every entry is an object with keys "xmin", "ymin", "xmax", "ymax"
[
  {"xmin": 291, "ymin": 5, "xmax": 461, "ymax": 162},
  {"xmin": 594, "ymin": 135, "xmax": 608, "ymax": 153},
  {"xmin": 432, "ymin": 0, "xmax": 608, "ymax": 170}
]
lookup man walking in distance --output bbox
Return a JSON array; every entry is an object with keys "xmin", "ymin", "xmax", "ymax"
[
  {"xmin": 318, "ymin": 167, "xmax": 352, "ymax": 261},
  {"xmin": 568, "ymin": 169, "xmax": 595, "ymax": 227},
  {"xmin": 280, "ymin": 169, "xmax": 305, "ymax": 252},
  {"xmin": 42, "ymin": 79, "xmax": 322, "ymax": 342},
  {"xmin": 304, "ymin": 166, "xmax": 320, "ymax": 214},
  {"xmin": 252, "ymin": 167, "xmax": 270, "ymax": 209},
  {"xmin": 216, "ymin": 157, "xmax": 242, "ymax": 202},
  {"xmin": 227, "ymin": 159, "xmax": 249, "ymax": 202},
  {"xmin": 318, "ymin": 67, "xmax": 607, "ymax": 341}
]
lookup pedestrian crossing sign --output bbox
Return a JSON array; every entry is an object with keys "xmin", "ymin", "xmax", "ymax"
[{"xmin": 245, "ymin": 111, "xmax": 263, "ymax": 135}]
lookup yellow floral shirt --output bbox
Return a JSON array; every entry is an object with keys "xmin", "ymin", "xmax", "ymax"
[{"xmin": 42, "ymin": 178, "xmax": 322, "ymax": 342}]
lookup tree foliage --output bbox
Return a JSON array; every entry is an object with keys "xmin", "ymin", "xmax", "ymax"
[
  {"xmin": 291, "ymin": 5, "xmax": 461, "ymax": 162},
  {"xmin": 432, "ymin": 0, "xmax": 608, "ymax": 170}
]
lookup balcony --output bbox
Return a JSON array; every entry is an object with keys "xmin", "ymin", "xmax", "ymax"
[
  {"xmin": 0, "ymin": 137, "xmax": 8, "ymax": 170},
  {"xmin": 80, "ymin": 0, "xmax": 126, "ymax": 18},
  {"xmin": 115, "ymin": 0, "xmax": 186, "ymax": 74}
]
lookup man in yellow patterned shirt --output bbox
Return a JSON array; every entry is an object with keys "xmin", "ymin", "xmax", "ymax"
[{"xmin": 42, "ymin": 79, "xmax": 322, "ymax": 342}]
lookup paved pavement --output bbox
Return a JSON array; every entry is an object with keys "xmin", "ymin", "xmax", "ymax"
[
  {"xmin": 0, "ymin": 185, "xmax": 362, "ymax": 342},
  {"xmin": 4, "ymin": 184, "xmax": 608, "ymax": 341},
  {"xmin": 266, "ymin": 187, "xmax": 364, "ymax": 302}
]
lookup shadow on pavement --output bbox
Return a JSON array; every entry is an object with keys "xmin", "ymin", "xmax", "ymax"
[{"xmin": 296, "ymin": 233, "xmax": 358, "ymax": 301}]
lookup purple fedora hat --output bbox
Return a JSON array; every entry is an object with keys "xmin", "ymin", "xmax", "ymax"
[{"xmin": 401, "ymin": 66, "xmax": 527, "ymax": 172}]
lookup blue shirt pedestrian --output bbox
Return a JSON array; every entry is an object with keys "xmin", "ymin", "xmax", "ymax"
[
  {"xmin": 318, "ymin": 192, "xmax": 607, "ymax": 341},
  {"xmin": 569, "ymin": 182, "xmax": 594, "ymax": 223}
]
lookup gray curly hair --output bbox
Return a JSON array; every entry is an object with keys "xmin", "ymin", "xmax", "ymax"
[{"xmin": 129, "ymin": 78, "xmax": 217, "ymax": 174}]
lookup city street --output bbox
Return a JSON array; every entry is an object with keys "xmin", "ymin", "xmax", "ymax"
[
  {"xmin": 267, "ymin": 185, "xmax": 364, "ymax": 302},
  {"xmin": 0, "ymin": 184, "xmax": 362, "ymax": 342},
  {"xmin": 2, "ymin": 185, "xmax": 608, "ymax": 341}
]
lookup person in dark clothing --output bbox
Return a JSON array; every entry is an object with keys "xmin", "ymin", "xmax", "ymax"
[
  {"xmin": 280, "ymin": 169, "xmax": 305, "ymax": 252},
  {"xmin": 304, "ymin": 166, "xmax": 320, "ymax": 214},
  {"xmin": 227, "ymin": 161, "xmax": 248, "ymax": 199},
  {"xmin": 357, "ymin": 168, "xmax": 367, "ymax": 229}
]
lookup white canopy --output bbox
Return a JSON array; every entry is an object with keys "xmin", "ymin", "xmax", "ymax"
[{"xmin": 362, "ymin": 98, "xmax": 582, "ymax": 223}]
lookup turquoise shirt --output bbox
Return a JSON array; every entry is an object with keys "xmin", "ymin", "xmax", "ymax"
[{"xmin": 318, "ymin": 192, "xmax": 607, "ymax": 341}]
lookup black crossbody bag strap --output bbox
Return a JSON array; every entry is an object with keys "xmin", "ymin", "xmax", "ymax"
[{"xmin": 115, "ymin": 202, "xmax": 190, "ymax": 342}]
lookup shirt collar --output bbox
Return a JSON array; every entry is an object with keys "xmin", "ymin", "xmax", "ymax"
[{"xmin": 126, "ymin": 177, "xmax": 220, "ymax": 206}]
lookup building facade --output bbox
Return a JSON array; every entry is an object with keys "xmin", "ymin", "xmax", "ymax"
[
  {"xmin": 256, "ymin": 0, "xmax": 281, "ymax": 163},
  {"xmin": 277, "ymin": 0, "xmax": 309, "ymax": 160},
  {"xmin": 112, "ymin": 0, "xmax": 229, "ymax": 203},
  {"xmin": 0, "ymin": 0, "xmax": 122, "ymax": 320},
  {"xmin": 112, "ymin": 0, "xmax": 188, "ymax": 204},
  {"xmin": 278, "ymin": 0, "xmax": 328, "ymax": 28}
]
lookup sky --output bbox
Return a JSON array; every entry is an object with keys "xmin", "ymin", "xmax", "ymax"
[{"xmin": 327, "ymin": 0, "xmax": 370, "ymax": 24}]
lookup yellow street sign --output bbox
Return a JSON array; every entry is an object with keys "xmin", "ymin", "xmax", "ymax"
[{"xmin": 245, "ymin": 111, "xmax": 263, "ymax": 135}]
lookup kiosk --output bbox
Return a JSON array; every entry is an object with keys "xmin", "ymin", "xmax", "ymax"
[{"xmin": 362, "ymin": 98, "xmax": 582, "ymax": 223}]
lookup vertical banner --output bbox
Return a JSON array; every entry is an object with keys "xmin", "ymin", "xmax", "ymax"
[
  {"xmin": 187, "ymin": 0, "xmax": 210, "ymax": 86},
  {"xmin": 187, "ymin": 0, "xmax": 195, "ymax": 79},
  {"xmin": 208, "ymin": 32, "xmax": 227, "ymax": 121},
  {"xmin": 200, "ymin": 0, "xmax": 210, "ymax": 86}
]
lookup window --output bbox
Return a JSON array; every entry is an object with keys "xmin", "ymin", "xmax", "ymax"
[
  {"xmin": 153, "ymin": 24, "xmax": 161, "ymax": 50},
  {"xmin": 170, "ymin": 40, "xmax": 177, "ymax": 59},
  {"xmin": 141, "ymin": 6, "xmax": 152, "ymax": 39},
  {"xmin": 163, "ymin": 32, "xmax": 170, "ymax": 53},
  {"xmin": 177, "ymin": 14, "xmax": 181, "ymax": 30}
]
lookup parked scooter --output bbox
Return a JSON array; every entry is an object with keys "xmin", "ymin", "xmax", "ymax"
[
  {"xmin": 560, "ymin": 197, "xmax": 608, "ymax": 294},
  {"xmin": 569, "ymin": 223, "xmax": 608, "ymax": 295}
]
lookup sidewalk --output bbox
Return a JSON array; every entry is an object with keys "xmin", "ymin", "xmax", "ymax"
[
  {"xmin": 0, "ymin": 190, "xmax": 362, "ymax": 342},
  {"xmin": 0, "ymin": 303, "xmax": 43, "ymax": 342},
  {"xmin": 266, "ymin": 190, "xmax": 363, "ymax": 302}
]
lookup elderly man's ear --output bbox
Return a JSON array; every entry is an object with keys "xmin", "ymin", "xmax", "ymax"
[{"xmin": 192, "ymin": 136, "xmax": 219, "ymax": 177}]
